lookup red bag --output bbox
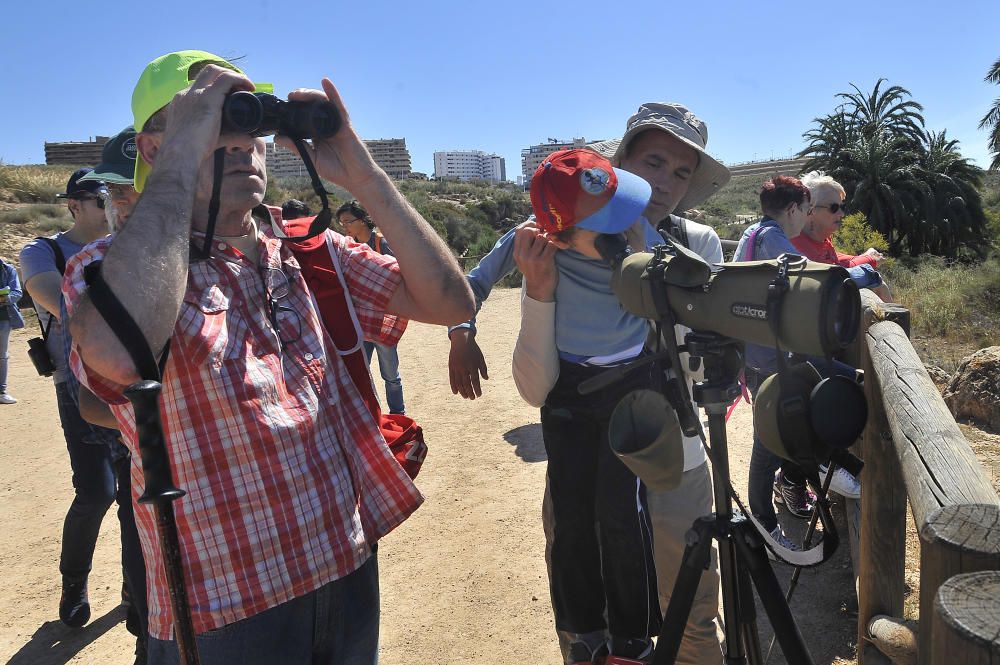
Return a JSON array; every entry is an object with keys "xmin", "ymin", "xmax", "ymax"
[{"xmin": 284, "ymin": 217, "xmax": 427, "ymax": 478}]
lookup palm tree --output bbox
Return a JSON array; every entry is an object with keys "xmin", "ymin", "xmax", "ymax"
[
  {"xmin": 919, "ymin": 130, "xmax": 987, "ymax": 256},
  {"xmin": 800, "ymin": 80, "xmax": 989, "ymax": 257},
  {"xmin": 978, "ymin": 56, "xmax": 1000, "ymax": 171},
  {"xmin": 834, "ymin": 130, "xmax": 930, "ymax": 253},
  {"xmin": 837, "ymin": 79, "xmax": 925, "ymax": 145},
  {"xmin": 800, "ymin": 80, "xmax": 928, "ymax": 253},
  {"xmin": 800, "ymin": 107, "xmax": 857, "ymax": 174}
]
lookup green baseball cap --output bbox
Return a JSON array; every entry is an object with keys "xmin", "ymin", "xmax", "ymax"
[
  {"xmin": 131, "ymin": 50, "xmax": 273, "ymax": 192},
  {"xmin": 77, "ymin": 127, "xmax": 137, "ymax": 185}
]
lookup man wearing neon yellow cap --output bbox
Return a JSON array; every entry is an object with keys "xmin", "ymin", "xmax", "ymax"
[{"xmin": 63, "ymin": 50, "xmax": 474, "ymax": 664}]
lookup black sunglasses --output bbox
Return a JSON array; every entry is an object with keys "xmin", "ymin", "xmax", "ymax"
[{"xmin": 814, "ymin": 202, "xmax": 847, "ymax": 214}]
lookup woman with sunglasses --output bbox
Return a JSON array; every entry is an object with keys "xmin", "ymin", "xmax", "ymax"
[
  {"xmin": 794, "ymin": 172, "xmax": 891, "ymax": 300},
  {"xmin": 735, "ymin": 176, "xmax": 874, "ymax": 552}
]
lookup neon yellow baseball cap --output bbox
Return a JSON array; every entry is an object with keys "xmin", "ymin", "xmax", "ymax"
[{"xmin": 131, "ymin": 50, "xmax": 273, "ymax": 192}]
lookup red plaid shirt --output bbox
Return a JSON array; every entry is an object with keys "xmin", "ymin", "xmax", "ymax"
[{"xmin": 63, "ymin": 222, "xmax": 422, "ymax": 640}]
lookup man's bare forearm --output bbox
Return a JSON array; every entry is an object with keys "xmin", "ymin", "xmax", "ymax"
[
  {"xmin": 354, "ymin": 172, "xmax": 473, "ymax": 325},
  {"xmin": 71, "ymin": 147, "xmax": 200, "ymax": 385}
]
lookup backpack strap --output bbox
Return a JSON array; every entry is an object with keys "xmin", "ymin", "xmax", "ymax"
[
  {"xmin": 33, "ymin": 237, "xmax": 67, "ymax": 339},
  {"xmin": 38, "ymin": 237, "xmax": 67, "ymax": 276},
  {"xmin": 741, "ymin": 224, "xmax": 768, "ymax": 261},
  {"xmin": 658, "ymin": 215, "xmax": 690, "ymax": 249}
]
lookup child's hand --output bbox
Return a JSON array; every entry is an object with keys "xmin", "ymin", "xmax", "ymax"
[{"xmin": 513, "ymin": 226, "xmax": 559, "ymax": 302}]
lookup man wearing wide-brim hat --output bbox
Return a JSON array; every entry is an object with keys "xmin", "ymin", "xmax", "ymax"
[
  {"xmin": 450, "ymin": 102, "xmax": 730, "ymax": 664},
  {"xmin": 600, "ymin": 102, "xmax": 728, "ymax": 665}
]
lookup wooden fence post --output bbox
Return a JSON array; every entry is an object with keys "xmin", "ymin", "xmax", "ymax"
[
  {"xmin": 857, "ymin": 320, "xmax": 908, "ymax": 665},
  {"xmin": 921, "ymin": 504, "xmax": 1000, "ymax": 663},
  {"xmin": 931, "ymin": 571, "xmax": 1000, "ymax": 664}
]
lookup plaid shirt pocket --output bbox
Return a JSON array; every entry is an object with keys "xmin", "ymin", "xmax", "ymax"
[{"xmin": 178, "ymin": 284, "xmax": 247, "ymax": 366}]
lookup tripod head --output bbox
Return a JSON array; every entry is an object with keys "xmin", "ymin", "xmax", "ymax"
[{"xmin": 684, "ymin": 332, "xmax": 744, "ymax": 410}]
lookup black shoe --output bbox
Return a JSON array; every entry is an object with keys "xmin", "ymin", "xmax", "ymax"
[{"xmin": 59, "ymin": 579, "xmax": 91, "ymax": 628}]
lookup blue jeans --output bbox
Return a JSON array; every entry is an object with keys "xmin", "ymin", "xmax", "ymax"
[
  {"xmin": 0, "ymin": 320, "xmax": 10, "ymax": 393},
  {"xmin": 56, "ymin": 382, "xmax": 147, "ymax": 634},
  {"xmin": 746, "ymin": 358, "xmax": 856, "ymax": 532},
  {"xmin": 364, "ymin": 342, "xmax": 405, "ymax": 415},
  {"xmin": 148, "ymin": 552, "xmax": 380, "ymax": 665}
]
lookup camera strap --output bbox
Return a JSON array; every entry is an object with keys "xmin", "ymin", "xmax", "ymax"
[
  {"xmin": 197, "ymin": 138, "xmax": 333, "ymax": 261},
  {"xmin": 191, "ymin": 149, "xmax": 228, "ymax": 261},
  {"xmin": 267, "ymin": 139, "xmax": 334, "ymax": 243}
]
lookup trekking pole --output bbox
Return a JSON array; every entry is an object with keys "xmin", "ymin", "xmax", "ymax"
[{"xmin": 126, "ymin": 380, "xmax": 201, "ymax": 665}]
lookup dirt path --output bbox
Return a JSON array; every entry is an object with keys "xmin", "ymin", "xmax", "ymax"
[{"xmin": 0, "ymin": 287, "xmax": 859, "ymax": 664}]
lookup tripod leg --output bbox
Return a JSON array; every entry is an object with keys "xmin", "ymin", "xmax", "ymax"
[
  {"xmin": 652, "ymin": 518, "xmax": 716, "ymax": 665},
  {"xmin": 735, "ymin": 555, "xmax": 764, "ymax": 665},
  {"xmin": 732, "ymin": 520, "xmax": 815, "ymax": 665}
]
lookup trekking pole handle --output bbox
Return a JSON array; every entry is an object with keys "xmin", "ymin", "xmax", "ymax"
[{"xmin": 125, "ymin": 380, "xmax": 186, "ymax": 504}]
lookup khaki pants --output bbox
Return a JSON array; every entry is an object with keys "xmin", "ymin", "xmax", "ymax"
[{"xmin": 647, "ymin": 461, "xmax": 723, "ymax": 664}]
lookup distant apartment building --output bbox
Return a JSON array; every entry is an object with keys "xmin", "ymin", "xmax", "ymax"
[
  {"xmin": 520, "ymin": 137, "xmax": 594, "ymax": 182},
  {"xmin": 44, "ymin": 137, "xmax": 110, "ymax": 166},
  {"xmin": 433, "ymin": 150, "xmax": 506, "ymax": 183},
  {"xmin": 266, "ymin": 138, "xmax": 413, "ymax": 180},
  {"xmin": 365, "ymin": 138, "xmax": 411, "ymax": 179},
  {"xmin": 265, "ymin": 142, "xmax": 309, "ymax": 179}
]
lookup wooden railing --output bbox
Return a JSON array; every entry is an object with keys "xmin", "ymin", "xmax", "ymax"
[{"xmin": 844, "ymin": 290, "xmax": 1000, "ymax": 664}]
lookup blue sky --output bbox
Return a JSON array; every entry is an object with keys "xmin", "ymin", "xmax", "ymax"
[{"xmin": 1, "ymin": 0, "xmax": 997, "ymax": 180}]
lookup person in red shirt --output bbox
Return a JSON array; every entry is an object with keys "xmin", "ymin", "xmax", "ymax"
[{"xmin": 793, "ymin": 172, "xmax": 892, "ymax": 300}]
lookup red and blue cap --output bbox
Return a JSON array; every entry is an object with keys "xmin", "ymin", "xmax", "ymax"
[{"xmin": 530, "ymin": 149, "xmax": 651, "ymax": 235}]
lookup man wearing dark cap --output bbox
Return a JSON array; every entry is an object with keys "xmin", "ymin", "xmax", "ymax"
[
  {"xmin": 61, "ymin": 127, "xmax": 151, "ymax": 664},
  {"xmin": 20, "ymin": 167, "xmax": 137, "ymax": 630},
  {"xmin": 77, "ymin": 127, "xmax": 141, "ymax": 232}
]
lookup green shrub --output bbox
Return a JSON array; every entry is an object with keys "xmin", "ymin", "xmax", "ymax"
[
  {"xmin": 883, "ymin": 254, "xmax": 1000, "ymax": 346},
  {"xmin": 832, "ymin": 213, "xmax": 889, "ymax": 255}
]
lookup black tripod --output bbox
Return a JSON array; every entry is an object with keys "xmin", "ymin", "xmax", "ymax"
[{"xmin": 652, "ymin": 333, "xmax": 814, "ymax": 665}]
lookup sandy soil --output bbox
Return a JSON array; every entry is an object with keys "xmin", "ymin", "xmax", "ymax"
[{"xmin": 0, "ymin": 287, "xmax": 863, "ymax": 664}]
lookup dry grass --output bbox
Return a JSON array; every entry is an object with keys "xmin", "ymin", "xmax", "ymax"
[{"xmin": 0, "ymin": 164, "xmax": 77, "ymax": 203}]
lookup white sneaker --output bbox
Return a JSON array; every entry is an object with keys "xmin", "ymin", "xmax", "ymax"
[
  {"xmin": 819, "ymin": 464, "xmax": 861, "ymax": 499},
  {"xmin": 0, "ymin": 393, "xmax": 17, "ymax": 405},
  {"xmin": 767, "ymin": 525, "xmax": 800, "ymax": 560}
]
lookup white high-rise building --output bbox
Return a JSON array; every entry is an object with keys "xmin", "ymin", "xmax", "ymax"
[{"xmin": 433, "ymin": 150, "xmax": 506, "ymax": 183}]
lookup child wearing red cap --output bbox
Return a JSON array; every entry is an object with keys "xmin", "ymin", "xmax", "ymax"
[{"xmin": 509, "ymin": 150, "xmax": 662, "ymax": 664}]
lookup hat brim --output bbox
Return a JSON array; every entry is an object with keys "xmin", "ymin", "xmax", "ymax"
[
  {"xmin": 78, "ymin": 168, "xmax": 133, "ymax": 186},
  {"xmin": 610, "ymin": 126, "xmax": 732, "ymax": 214},
  {"xmin": 133, "ymin": 81, "xmax": 274, "ymax": 193},
  {"xmin": 575, "ymin": 168, "xmax": 651, "ymax": 234}
]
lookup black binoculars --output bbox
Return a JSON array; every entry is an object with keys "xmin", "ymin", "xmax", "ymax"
[{"xmin": 221, "ymin": 92, "xmax": 342, "ymax": 139}]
